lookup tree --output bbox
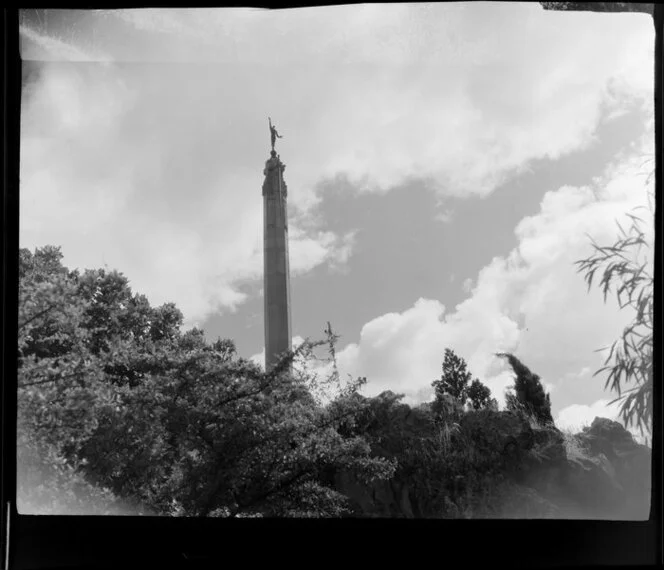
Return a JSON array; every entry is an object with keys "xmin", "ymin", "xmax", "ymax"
[
  {"xmin": 575, "ymin": 201, "xmax": 653, "ymax": 436},
  {"xmin": 17, "ymin": 247, "xmax": 127, "ymax": 513},
  {"xmin": 496, "ymin": 353, "xmax": 553, "ymax": 425},
  {"xmin": 432, "ymin": 349, "xmax": 472, "ymax": 404},
  {"xmin": 17, "ymin": 246, "xmax": 395, "ymax": 517},
  {"xmin": 18, "ymin": 248, "xmax": 110, "ymax": 456},
  {"xmin": 467, "ymin": 379, "xmax": 493, "ymax": 411},
  {"xmin": 431, "ymin": 349, "xmax": 494, "ymax": 416},
  {"xmin": 73, "ymin": 336, "xmax": 395, "ymax": 518}
]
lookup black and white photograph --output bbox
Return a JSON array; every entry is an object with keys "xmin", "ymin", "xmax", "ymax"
[{"xmin": 16, "ymin": 4, "xmax": 655, "ymax": 523}]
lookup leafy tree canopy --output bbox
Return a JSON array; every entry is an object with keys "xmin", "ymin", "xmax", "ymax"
[
  {"xmin": 18, "ymin": 246, "xmax": 394, "ymax": 517},
  {"xmin": 467, "ymin": 379, "xmax": 494, "ymax": 411}
]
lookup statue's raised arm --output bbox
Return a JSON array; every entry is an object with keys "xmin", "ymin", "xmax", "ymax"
[{"xmin": 268, "ymin": 116, "xmax": 283, "ymax": 151}]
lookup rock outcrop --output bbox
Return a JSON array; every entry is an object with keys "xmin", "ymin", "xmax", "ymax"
[
  {"xmin": 488, "ymin": 415, "xmax": 650, "ymax": 519},
  {"xmin": 515, "ymin": 416, "xmax": 650, "ymax": 519},
  {"xmin": 334, "ymin": 404, "xmax": 652, "ymax": 519},
  {"xmin": 575, "ymin": 417, "xmax": 651, "ymax": 518}
]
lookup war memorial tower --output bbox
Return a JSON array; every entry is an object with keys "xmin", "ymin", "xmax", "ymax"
[{"xmin": 262, "ymin": 118, "xmax": 292, "ymax": 372}]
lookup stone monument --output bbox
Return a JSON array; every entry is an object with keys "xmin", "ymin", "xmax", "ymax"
[{"xmin": 262, "ymin": 118, "xmax": 292, "ymax": 372}]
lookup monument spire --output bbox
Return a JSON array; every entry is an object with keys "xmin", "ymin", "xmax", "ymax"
[{"xmin": 262, "ymin": 118, "xmax": 292, "ymax": 373}]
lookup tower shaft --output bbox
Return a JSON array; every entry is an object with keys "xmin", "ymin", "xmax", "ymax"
[{"xmin": 262, "ymin": 151, "xmax": 292, "ymax": 372}]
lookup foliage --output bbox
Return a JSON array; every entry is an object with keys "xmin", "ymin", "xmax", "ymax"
[
  {"xmin": 21, "ymin": 242, "xmax": 647, "ymax": 519},
  {"xmin": 575, "ymin": 205, "xmax": 653, "ymax": 436},
  {"xmin": 431, "ymin": 349, "xmax": 494, "ymax": 418},
  {"xmin": 288, "ymin": 322, "xmax": 366, "ymax": 408},
  {"xmin": 410, "ymin": 409, "xmax": 528, "ymax": 518},
  {"xmin": 496, "ymin": 353, "xmax": 553, "ymax": 425},
  {"xmin": 17, "ymin": 246, "xmax": 394, "ymax": 517},
  {"xmin": 17, "ymin": 435, "xmax": 151, "ymax": 516},
  {"xmin": 341, "ymin": 395, "xmax": 540, "ymax": 518},
  {"xmin": 433, "ymin": 349, "xmax": 471, "ymax": 403},
  {"xmin": 18, "ymin": 247, "xmax": 112, "ymax": 462},
  {"xmin": 467, "ymin": 378, "xmax": 494, "ymax": 411}
]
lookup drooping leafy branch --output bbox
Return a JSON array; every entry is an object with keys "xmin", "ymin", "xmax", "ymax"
[{"xmin": 575, "ymin": 201, "xmax": 654, "ymax": 435}]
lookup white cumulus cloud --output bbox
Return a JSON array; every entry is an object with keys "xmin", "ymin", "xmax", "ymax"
[
  {"xmin": 330, "ymin": 137, "xmax": 654, "ymax": 413},
  {"xmin": 19, "ymin": 5, "xmax": 653, "ymax": 330}
]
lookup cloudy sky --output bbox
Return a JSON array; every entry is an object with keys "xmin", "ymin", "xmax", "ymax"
[{"xmin": 19, "ymin": 5, "xmax": 654, "ymax": 435}]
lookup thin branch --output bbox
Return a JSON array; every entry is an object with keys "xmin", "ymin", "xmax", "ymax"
[{"xmin": 18, "ymin": 304, "xmax": 58, "ymax": 330}]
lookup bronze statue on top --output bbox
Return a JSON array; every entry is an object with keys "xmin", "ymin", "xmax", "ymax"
[{"xmin": 269, "ymin": 117, "xmax": 283, "ymax": 151}]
